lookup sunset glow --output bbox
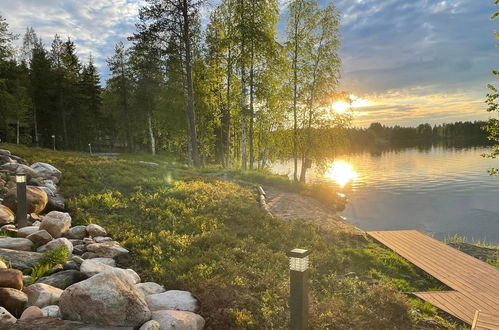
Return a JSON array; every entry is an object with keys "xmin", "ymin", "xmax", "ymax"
[
  {"xmin": 325, "ymin": 161, "xmax": 358, "ymax": 188},
  {"xmin": 331, "ymin": 95, "xmax": 373, "ymax": 114}
]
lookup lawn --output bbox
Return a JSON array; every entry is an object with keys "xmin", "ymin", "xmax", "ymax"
[{"xmin": 2, "ymin": 143, "xmax": 462, "ymax": 329}]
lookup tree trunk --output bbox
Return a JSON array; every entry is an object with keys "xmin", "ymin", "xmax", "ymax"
[
  {"xmin": 249, "ymin": 48, "xmax": 255, "ymax": 171},
  {"xmin": 120, "ymin": 62, "xmax": 132, "ymax": 153},
  {"xmin": 33, "ymin": 104, "xmax": 39, "ymax": 146},
  {"xmin": 182, "ymin": 1, "xmax": 200, "ymax": 167},
  {"xmin": 292, "ymin": 9, "xmax": 299, "ymax": 182},
  {"xmin": 240, "ymin": 0, "xmax": 247, "ymax": 171},
  {"xmin": 147, "ymin": 111, "xmax": 156, "ymax": 155},
  {"xmin": 223, "ymin": 47, "xmax": 232, "ymax": 168},
  {"xmin": 16, "ymin": 120, "xmax": 19, "ymax": 145}
]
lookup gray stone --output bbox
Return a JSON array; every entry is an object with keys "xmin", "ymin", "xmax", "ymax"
[
  {"xmin": 26, "ymin": 230, "xmax": 53, "ymax": 245},
  {"xmin": 139, "ymin": 320, "xmax": 161, "ymax": 330},
  {"xmin": 41, "ymin": 305, "xmax": 62, "ymax": 318},
  {"xmin": 136, "ymin": 282, "xmax": 166, "ymax": 296},
  {"xmin": 0, "ymin": 237, "xmax": 34, "ymax": 251},
  {"xmin": 94, "ymin": 236, "xmax": 113, "ymax": 243},
  {"xmin": 67, "ymin": 226, "xmax": 87, "ymax": 240},
  {"xmin": 39, "ymin": 211, "xmax": 71, "ymax": 238},
  {"xmin": 146, "ymin": 290, "xmax": 199, "ymax": 313},
  {"xmin": 30, "ymin": 162, "xmax": 62, "ymax": 183},
  {"xmin": 0, "ymin": 306, "xmax": 16, "ymax": 328},
  {"xmin": 0, "ymin": 248, "xmax": 43, "ymax": 271},
  {"xmin": 151, "ymin": 310, "xmax": 205, "ymax": 330},
  {"xmin": 63, "ymin": 261, "xmax": 79, "ymax": 271},
  {"xmin": 37, "ymin": 237, "xmax": 73, "ymax": 254},
  {"xmin": 86, "ymin": 224, "xmax": 107, "ymax": 237},
  {"xmin": 59, "ymin": 268, "xmax": 151, "ymax": 327},
  {"xmin": 36, "ymin": 270, "xmax": 88, "ymax": 289},
  {"xmin": 73, "ymin": 244, "xmax": 86, "ymax": 255},
  {"xmin": 24, "ymin": 283, "xmax": 63, "ymax": 308},
  {"xmin": 71, "ymin": 256, "xmax": 84, "ymax": 264},
  {"xmin": 85, "ymin": 241, "xmax": 129, "ymax": 258},
  {"xmin": 12, "ymin": 317, "xmax": 135, "ymax": 329},
  {"xmin": 17, "ymin": 226, "xmax": 40, "ymax": 238}
]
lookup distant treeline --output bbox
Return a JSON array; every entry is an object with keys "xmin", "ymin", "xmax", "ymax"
[{"xmin": 344, "ymin": 121, "xmax": 490, "ymax": 149}]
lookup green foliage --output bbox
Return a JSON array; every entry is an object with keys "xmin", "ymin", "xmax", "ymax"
[{"xmin": 29, "ymin": 246, "xmax": 69, "ymax": 284}]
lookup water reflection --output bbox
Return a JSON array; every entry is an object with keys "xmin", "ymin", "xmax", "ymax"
[{"xmin": 325, "ymin": 161, "xmax": 358, "ymax": 188}]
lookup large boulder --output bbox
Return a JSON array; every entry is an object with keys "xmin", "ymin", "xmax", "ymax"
[
  {"xmin": 30, "ymin": 163, "xmax": 62, "ymax": 184},
  {"xmin": 86, "ymin": 224, "xmax": 107, "ymax": 237},
  {"xmin": 79, "ymin": 259, "xmax": 139, "ymax": 283},
  {"xmin": 59, "ymin": 268, "xmax": 151, "ymax": 327},
  {"xmin": 36, "ymin": 270, "xmax": 88, "ymax": 290},
  {"xmin": 37, "ymin": 237, "xmax": 73, "ymax": 254},
  {"xmin": 1, "ymin": 163, "xmax": 38, "ymax": 178},
  {"xmin": 2, "ymin": 185, "xmax": 48, "ymax": 214},
  {"xmin": 24, "ymin": 283, "xmax": 63, "ymax": 308},
  {"xmin": 0, "ymin": 237, "xmax": 34, "ymax": 251},
  {"xmin": 151, "ymin": 311, "xmax": 205, "ymax": 330},
  {"xmin": 66, "ymin": 226, "xmax": 87, "ymax": 240},
  {"xmin": 44, "ymin": 194, "xmax": 66, "ymax": 213},
  {"xmin": 136, "ymin": 282, "xmax": 166, "ymax": 297},
  {"xmin": 0, "ymin": 287, "xmax": 28, "ymax": 317},
  {"xmin": 85, "ymin": 241, "xmax": 129, "ymax": 258},
  {"xmin": 0, "ymin": 248, "xmax": 43, "ymax": 271},
  {"xmin": 0, "ymin": 306, "xmax": 17, "ymax": 328},
  {"xmin": 146, "ymin": 291, "xmax": 199, "ymax": 313},
  {"xmin": 39, "ymin": 211, "xmax": 71, "ymax": 238},
  {"xmin": 0, "ymin": 149, "xmax": 11, "ymax": 156},
  {"xmin": 0, "ymin": 268, "xmax": 23, "ymax": 290},
  {"xmin": 26, "ymin": 230, "xmax": 53, "ymax": 245},
  {"xmin": 0, "ymin": 205, "xmax": 14, "ymax": 225}
]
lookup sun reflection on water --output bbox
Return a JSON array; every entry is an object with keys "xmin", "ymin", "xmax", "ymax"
[{"xmin": 325, "ymin": 161, "xmax": 358, "ymax": 188}]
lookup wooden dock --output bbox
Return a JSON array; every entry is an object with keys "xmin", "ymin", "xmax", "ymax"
[{"xmin": 368, "ymin": 230, "xmax": 499, "ymax": 329}]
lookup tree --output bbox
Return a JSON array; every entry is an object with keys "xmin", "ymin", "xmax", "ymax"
[
  {"xmin": 484, "ymin": 1, "xmax": 499, "ymax": 174},
  {"xmin": 137, "ymin": 0, "xmax": 206, "ymax": 166}
]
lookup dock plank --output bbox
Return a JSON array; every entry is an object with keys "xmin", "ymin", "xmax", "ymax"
[{"xmin": 368, "ymin": 230, "xmax": 499, "ymax": 328}]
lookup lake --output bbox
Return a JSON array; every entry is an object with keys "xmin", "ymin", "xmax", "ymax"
[{"xmin": 271, "ymin": 145, "xmax": 499, "ymax": 244}]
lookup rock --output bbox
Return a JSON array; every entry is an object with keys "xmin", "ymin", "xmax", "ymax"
[
  {"xmin": 31, "ymin": 220, "xmax": 41, "ymax": 227},
  {"xmin": 73, "ymin": 244, "xmax": 86, "ymax": 255},
  {"xmin": 37, "ymin": 237, "xmax": 73, "ymax": 254},
  {"xmin": 86, "ymin": 224, "xmax": 107, "ymax": 237},
  {"xmin": 0, "ymin": 237, "xmax": 34, "ymax": 251},
  {"xmin": 30, "ymin": 163, "xmax": 62, "ymax": 184},
  {"xmin": 26, "ymin": 230, "xmax": 53, "ymax": 245},
  {"xmin": 136, "ymin": 282, "xmax": 166, "ymax": 296},
  {"xmin": 12, "ymin": 317, "xmax": 135, "ymax": 329},
  {"xmin": 40, "ymin": 179, "xmax": 58, "ymax": 194},
  {"xmin": 94, "ymin": 236, "xmax": 113, "ymax": 243},
  {"xmin": 151, "ymin": 311, "xmax": 205, "ymax": 330},
  {"xmin": 44, "ymin": 194, "xmax": 66, "ymax": 213},
  {"xmin": 83, "ymin": 237, "xmax": 94, "ymax": 244},
  {"xmin": 66, "ymin": 226, "xmax": 87, "ymax": 240},
  {"xmin": 0, "ymin": 306, "xmax": 16, "ymax": 328},
  {"xmin": 36, "ymin": 270, "xmax": 88, "ymax": 290},
  {"xmin": 59, "ymin": 268, "xmax": 151, "ymax": 327},
  {"xmin": 0, "ymin": 248, "xmax": 43, "ymax": 271},
  {"xmin": 0, "ymin": 205, "xmax": 14, "ymax": 225},
  {"xmin": 22, "ymin": 275, "xmax": 31, "ymax": 287},
  {"xmin": 0, "ymin": 287, "xmax": 28, "ymax": 317},
  {"xmin": 80, "ymin": 259, "xmax": 114, "ymax": 277},
  {"xmin": 46, "ymin": 264, "xmax": 64, "ymax": 275},
  {"xmin": 139, "ymin": 320, "xmax": 161, "ymax": 330},
  {"xmin": 146, "ymin": 291, "xmax": 199, "ymax": 313},
  {"xmin": 91, "ymin": 257, "xmax": 116, "ymax": 266},
  {"xmin": 41, "ymin": 305, "xmax": 61, "ymax": 318},
  {"xmin": 0, "ymin": 260, "xmax": 6, "ymax": 269},
  {"xmin": 69, "ymin": 239, "xmax": 84, "ymax": 246},
  {"xmin": 81, "ymin": 252, "xmax": 98, "ymax": 259},
  {"xmin": 17, "ymin": 226, "xmax": 40, "ymax": 238},
  {"xmin": 0, "ymin": 149, "xmax": 11, "ymax": 156},
  {"xmin": 63, "ymin": 261, "xmax": 79, "ymax": 271},
  {"xmin": 1, "ymin": 163, "xmax": 38, "ymax": 178},
  {"xmin": 39, "ymin": 211, "xmax": 71, "ymax": 238},
  {"xmin": 71, "ymin": 256, "xmax": 84, "ymax": 264},
  {"xmin": 20, "ymin": 305, "xmax": 43, "ymax": 320},
  {"xmin": 0, "ymin": 268, "xmax": 23, "ymax": 290},
  {"xmin": 85, "ymin": 241, "xmax": 129, "ymax": 258},
  {"xmin": 24, "ymin": 283, "xmax": 63, "ymax": 308},
  {"xmin": 2, "ymin": 185, "xmax": 48, "ymax": 214},
  {"xmin": 0, "ymin": 224, "xmax": 16, "ymax": 231}
]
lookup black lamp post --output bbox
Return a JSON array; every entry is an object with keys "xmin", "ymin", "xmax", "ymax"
[
  {"xmin": 15, "ymin": 174, "xmax": 28, "ymax": 228},
  {"xmin": 288, "ymin": 248, "xmax": 310, "ymax": 330},
  {"xmin": 51, "ymin": 134, "xmax": 56, "ymax": 151}
]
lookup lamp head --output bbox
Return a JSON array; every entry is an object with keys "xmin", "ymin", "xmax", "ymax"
[
  {"xmin": 288, "ymin": 248, "xmax": 310, "ymax": 272},
  {"xmin": 16, "ymin": 174, "xmax": 26, "ymax": 183}
]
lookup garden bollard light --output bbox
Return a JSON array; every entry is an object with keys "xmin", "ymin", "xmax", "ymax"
[
  {"xmin": 52, "ymin": 134, "xmax": 56, "ymax": 151},
  {"xmin": 288, "ymin": 248, "xmax": 310, "ymax": 330},
  {"xmin": 88, "ymin": 143, "xmax": 93, "ymax": 155},
  {"xmin": 16, "ymin": 174, "xmax": 28, "ymax": 228}
]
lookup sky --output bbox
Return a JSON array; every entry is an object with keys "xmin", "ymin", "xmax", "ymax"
[{"xmin": 0, "ymin": 0, "xmax": 497, "ymax": 127}]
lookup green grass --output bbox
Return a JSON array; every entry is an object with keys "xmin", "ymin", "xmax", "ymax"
[
  {"xmin": 29, "ymin": 246, "xmax": 70, "ymax": 284},
  {"xmin": 2, "ymin": 143, "xmax": 462, "ymax": 329}
]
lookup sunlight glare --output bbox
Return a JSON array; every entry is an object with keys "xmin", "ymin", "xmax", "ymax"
[
  {"xmin": 325, "ymin": 161, "xmax": 358, "ymax": 188},
  {"xmin": 331, "ymin": 101, "xmax": 350, "ymax": 114},
  {"xmin": 331, "ymin": 94, "xmax": 372, "ymax": 114}
]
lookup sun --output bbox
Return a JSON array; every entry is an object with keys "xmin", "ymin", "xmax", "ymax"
[
  {"xmin": 331, "ymin": 94, "xmax": 373, "ymax": 114},
  {"xmin": 331, "ymin": 101, "xmax": 350, "ymax": 114},
  {"xmin": 325, "ymin": 161, "xmax": 358, "ymax": 188}
]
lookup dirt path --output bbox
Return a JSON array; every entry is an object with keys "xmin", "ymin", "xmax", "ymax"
[{"xmin": 263, "ymin": 185, "xmax": 363, "ymax": 234}]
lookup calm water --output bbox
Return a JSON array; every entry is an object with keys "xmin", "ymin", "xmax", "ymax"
[{"xmin": 271, "ymin": 146, "xmax": 499, "ymax": 244}]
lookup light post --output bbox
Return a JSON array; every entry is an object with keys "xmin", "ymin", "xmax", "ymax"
[
  {"xmin": 288, "ymin": 248, "xmax": 310, "ymax": 330},
  {"xmin": 15, "ymin": 174, "xmax": 28, "ymax": 228},
  {"xmin": 88, "ymin": 143, "xmax": 93, "ymax": 156},
  {"xmin": 51, "ymin": 134, "xmax": 56, "ymax": 151}
]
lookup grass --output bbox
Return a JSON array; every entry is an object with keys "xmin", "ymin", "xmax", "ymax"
[
  {"xmin": 29, "ymin": 246, "xmax": 70, "ymax": 284},
  {"xmin": 2, "ymin": 143, "xmax": 463, "ymax": 329}
]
